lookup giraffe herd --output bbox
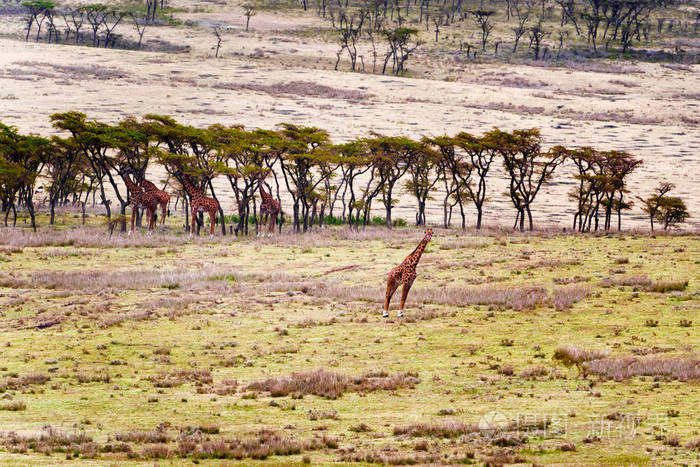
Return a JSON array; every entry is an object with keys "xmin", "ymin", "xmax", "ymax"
[{"xmin": 120, "ymin": 167, "xmax": 431, "ymax": 317}]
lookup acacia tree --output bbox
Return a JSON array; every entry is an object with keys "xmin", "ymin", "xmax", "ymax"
[
  {"xmin": 405, "ymin": 143, "xmax": 440, "ymax": 225},
  {"xmin": 146, "ymin": 116, "xmax": 227, "ymax": 235},
  {"xmin": 333, "ymin": 141, "xmax": 377, "ymax": 229},
  {"xmin": 489, "ymin": 128, "xmax": 567, "ymax": 232},
  {"xmin": 23, "ymin": 0, "xmax": 55, "ymax": 41},
  {"xmin": 655, "ymin": 197, "xmax": 689, "ymax": 230},
  {"xmin": 277, "ymin": 124, "xmax": 332, "ymax": 232},
  {"xmin": 600, "ymin": 151, "xmax": 642, "ymax": 231},
  {"xmin": 382, "ymin": 27, "xmax": 422, "ymax": 75},
  {"xmin": 0, "ymin": 124, "xmax": 50, "ymax": 231},
  {"xmin": 426, "ymin": 135, "xmax": 471, "ymax": 229},
  {"xmin": 456, "ymin": 132, "xmax": 496, "ymax": 229},
  {"xmin": 45, "ymin": 136, "xmax": 83, "ymax": 224},
  {"xmin": 638, "ymin": 182, "xmax": 674, "ymax": 232},
  {"xmin": 367, "ymin": 136, "xmax": 420, "ymax": 227},
  {"xmin": 470, "ymin": 9, "xmax": 495, "ymax": 51},
  {"xmin": 50, "ymin": 112, "xmax": 124, "ymax": 224},
  {"xmin": 333, "ymin": 7, "xmax": 369, "ymax": 71}
]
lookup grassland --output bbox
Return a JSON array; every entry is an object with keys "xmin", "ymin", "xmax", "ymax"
[{"xmin": 0, "ymin": 217, "xmax": 698, "ymax": 465}]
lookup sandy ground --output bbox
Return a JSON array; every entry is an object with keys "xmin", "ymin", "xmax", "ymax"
[{"xmin": 0, "ymin": 10, "xmax": 698, "ymax": 229}]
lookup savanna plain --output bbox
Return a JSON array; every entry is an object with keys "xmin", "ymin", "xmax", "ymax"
[{"xmin": 1, "ymin": 0, "xmax": 700, "ymax": 464}]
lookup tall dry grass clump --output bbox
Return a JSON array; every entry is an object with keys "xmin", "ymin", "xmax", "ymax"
[
  {"xmin": 585, "ymin": 355, "xmax": 700, "ymax": 381},
  {"xmin": 246, "ymin": 369, "xmax": 419, "ymax": 399},
  {"xmin": 553, "ymin": 285, "xmax": 590, "ymax": 310},
  {"xmin": 553, "ymin": 346, "xmax": 610, "ymax": 367},
  {"xmin": 393, "ymin": 420, "xmax": 479, "ymax": 438}
]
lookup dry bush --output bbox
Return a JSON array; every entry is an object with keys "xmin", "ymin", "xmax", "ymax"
[
  {"xmin": 246, "ymin": 369, "xmax": 419, "ymax": 399},
  {"xmin": 512, "ymin": 258, "xmax": 581, "ymax": 272},
  {"xmin": 0, "ymin": 400, "xmax": 26, "ymax": 411},
  {"xmin": 75, "ymin": 373, "xmax": 111, "ymax": 384},
  {"xmin": 609, "ymin": 79, "xmax": 640, "ymax": 88},
  {"xmin": 213, "ymin": 80, "xmax": 372, "ymax": 102},
  {"xmin": 339, "ymin": 449, "xmax": 441, "ymax": 465},
  {"xmin": 0, "ymin": 228, "xmax": 192, "ymax": 248},
  {"xmin": 438, "ymin": 238, "xmax": 490, "ymax": 250},
  {"xmin": 553, "ymin": 346, "xmax": 609, "ymax": 367},
  {"xmin": 686, "ymin": 438, "xmax": 700, "ymax": 450},
  {"xmin": 0, "ymin": 426, "xmax": 92, "ymax": 452},
  {"xmin": 308, "ymin": 409, "xmax": 339, "ymax": 421},
  {"xmin": 114, "ymin": 429, "xmax": 171, "ymax": 444},
  {"xmin": 491, "ymin": 432, "xmax": 527, "ymax": 446},
  {"xmin": 585, "ymin": 355, "xmax": 700, "ymax": 381},
  {"xmin": 600, "ymin": 275, "xmax": 687, "ymax": 292},
  {"xmin": 148, "ymin": 369, "xmax": 213, "ymax": 388},
  {"xmin": 518, "ymin": 365, "xmax": 550, "ymax": 379},
  {"xmin": 553, "ymin": 285, "xmax": 590, "ymax": 310},
  {"xmin": 349, "ymin": 423, "xmax": 373, "ymax": 432},
  {"xmin": 483, "ymin": 448, "xmax": 526, "ymax": 466},
  {"xmin": 393, "ymin": 420, "xmax": 479, "ymax": 438},
  {"xmin": 141, "ymin": 444, "xmax": 172, "ymax": 459},
  {"xmin": 2, "ymin": 373, "xmax": 50, "ymax": 390},
  {"xmin": 193, "ymin": 429, "xmax": 326, "ymax": 460}
]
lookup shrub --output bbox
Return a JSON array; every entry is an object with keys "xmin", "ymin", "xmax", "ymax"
[
  {"xmin": 246, "ymin": 369, "xmax": 419, "ymax": 399},
  {"xmin": 393, "ymin": 421, "xmax": 479, "ymax": 438},
  {"xmin": 585, "ymin": 355, "xmax": 700, "ymax": 381}
]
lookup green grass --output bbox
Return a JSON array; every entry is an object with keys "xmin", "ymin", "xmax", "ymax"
[{"xmin": 0, "ymin": 220, "xmax": 698, "ymax": 465}]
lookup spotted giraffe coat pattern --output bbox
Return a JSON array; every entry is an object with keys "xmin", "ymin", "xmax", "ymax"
[
  {"xmin": 176, "ymin": 170, "xmax": 220, "ymax": 236},
  {"xmin": 258, "ymin": 178, "xmax": 280, "ymax": 234},
  {"xmin": 141, "ymin": 178, "xmax": 170, "ymax": 225},
  {"xmin": 384, "ymin": 228, "xmax": 433, "ymax": 316},
  {"xmin": 119, "ymin": 169, "xmax": 159, "ymax": 234}
]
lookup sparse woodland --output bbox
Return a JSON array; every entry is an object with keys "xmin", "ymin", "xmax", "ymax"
[
  {"xmin": 305, "ymin": 0, "xmax": 700, "ymax": 73},
  {"xmin": 0, "ymin": 113, "xmax": 690, "ymax": 235},
  {"xmin": 1, "ymin": 0, "xmax": 699, "ymax": 71}
]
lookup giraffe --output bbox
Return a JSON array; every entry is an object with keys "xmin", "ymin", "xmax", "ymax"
[
  {"xmin": 174, "ymin": 170, "xmax": 219, "ymax": 236},
  {"xmin": 118, "ymin": 167, "xmax": 159, "ymax": 235},
  {"xmin": 383, "ymin": 228, "xmax": 433, "ymax": 318},
  {"xmin": 140, "ymin": 177, "xmax": 170, "ymax": 225},
  {"xmin": 257, "ymin": 175, "xmax": 281, "ymax": 236}
]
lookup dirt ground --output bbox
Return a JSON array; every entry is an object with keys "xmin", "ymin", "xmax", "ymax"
[{"xmin": 0, "ymin": 5, "xmax": 698, "ymax": 229}]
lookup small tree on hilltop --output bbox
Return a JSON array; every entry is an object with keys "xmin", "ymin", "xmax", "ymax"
[
  {"xmin": 638, "ymin": 182, "xmax": 686, "ymax": 232},
  {"xmin": 655, "ymin": 197, "xmax": 689, "ymax": 230},
  {"xmin": 470, "ymin": 9, "xmax": 496, "ymax": 51}
]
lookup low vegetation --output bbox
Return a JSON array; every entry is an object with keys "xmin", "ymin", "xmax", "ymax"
[{"xmin": 0, "ymin": 223, "xmax": 697, "ymax": 464}]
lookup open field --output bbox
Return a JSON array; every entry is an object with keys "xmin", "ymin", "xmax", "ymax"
[{"xmin": 0, "ymin": 222, "xmax": 698, "ymax": 464}]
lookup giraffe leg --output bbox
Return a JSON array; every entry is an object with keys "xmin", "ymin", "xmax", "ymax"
[
  {"xmin": 209, "ymin": 210, "xmax": 216, "ymax": 236},
  {"xmin": 384, "ymin": 276, "xmax": 400, "ymax": 318},
  {"xmin": 129, "ymin": 208, "xmax": 136, "ymax": 235},
  {"xmin": 269, "ymin": 211, "xmax": 276, "ymax": 236},
  {"xmin": 161, "ymin": 202, "xmax": 167, "ymax": 226},
  {"xmin": 148, "ymin": 207, "xmax": 155, "ymax": 235},
  {"xmin": 398, "ymin": 276, "xmax": 416, "ymax": 318},
  {"xmin": 190, "ymin": 203, "xmax": 196, "ymax": 237}
]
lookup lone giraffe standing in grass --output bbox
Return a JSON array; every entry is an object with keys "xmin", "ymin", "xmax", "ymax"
[
  {"xmin": 118, "ymin": 167, "xmax": 159, "ymax": 235},
  {"xmin": 141, "ymin": 177, "xmax": 170, "ymax": 225},
  {"xmin": 383, "ymin": 228, "xmax": 433, "ymax": 318},
  {"xmin": 175, "ymin": 169, "xmax": 219, "ymax": 236},
  {"xmin": 257, "ymin": 175, "xmax": 280, "ymax": 236}
]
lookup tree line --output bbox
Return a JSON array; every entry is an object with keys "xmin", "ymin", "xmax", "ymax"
[
  {"xmin": 0, "ymin": 112, "xmax": 690, "ymax": 234},
  {"xmin": 319, "ymin": 0, "xmax": 700, "ymax": 73},
  {"xmin": 16, "ymin": 0, "xmax": 168, "ymax": 49}
]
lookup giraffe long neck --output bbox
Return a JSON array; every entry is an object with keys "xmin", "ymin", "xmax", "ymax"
[
  {"xmin": 121, "ymin": 174, "xmax": 140, "ymax": 197},
  {"xmin": 409, "ymin": 235, "xmax": 431, "ymax": 263},
  {"xmin": 259, "ymin": 182, "xmax": 271, "ymax": 200},
  {"xmin": 181, "ymin": 175, "xmax": 203, "ymax": 198}
]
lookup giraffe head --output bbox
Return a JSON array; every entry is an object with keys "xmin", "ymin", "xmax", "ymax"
[
  {"xmin": 117, "ymin": 166, "xmax": 134, "ymax": 177},
  {"xmin": 424, "ymin": 228, "xmax": 433, "ymax": 241}
]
